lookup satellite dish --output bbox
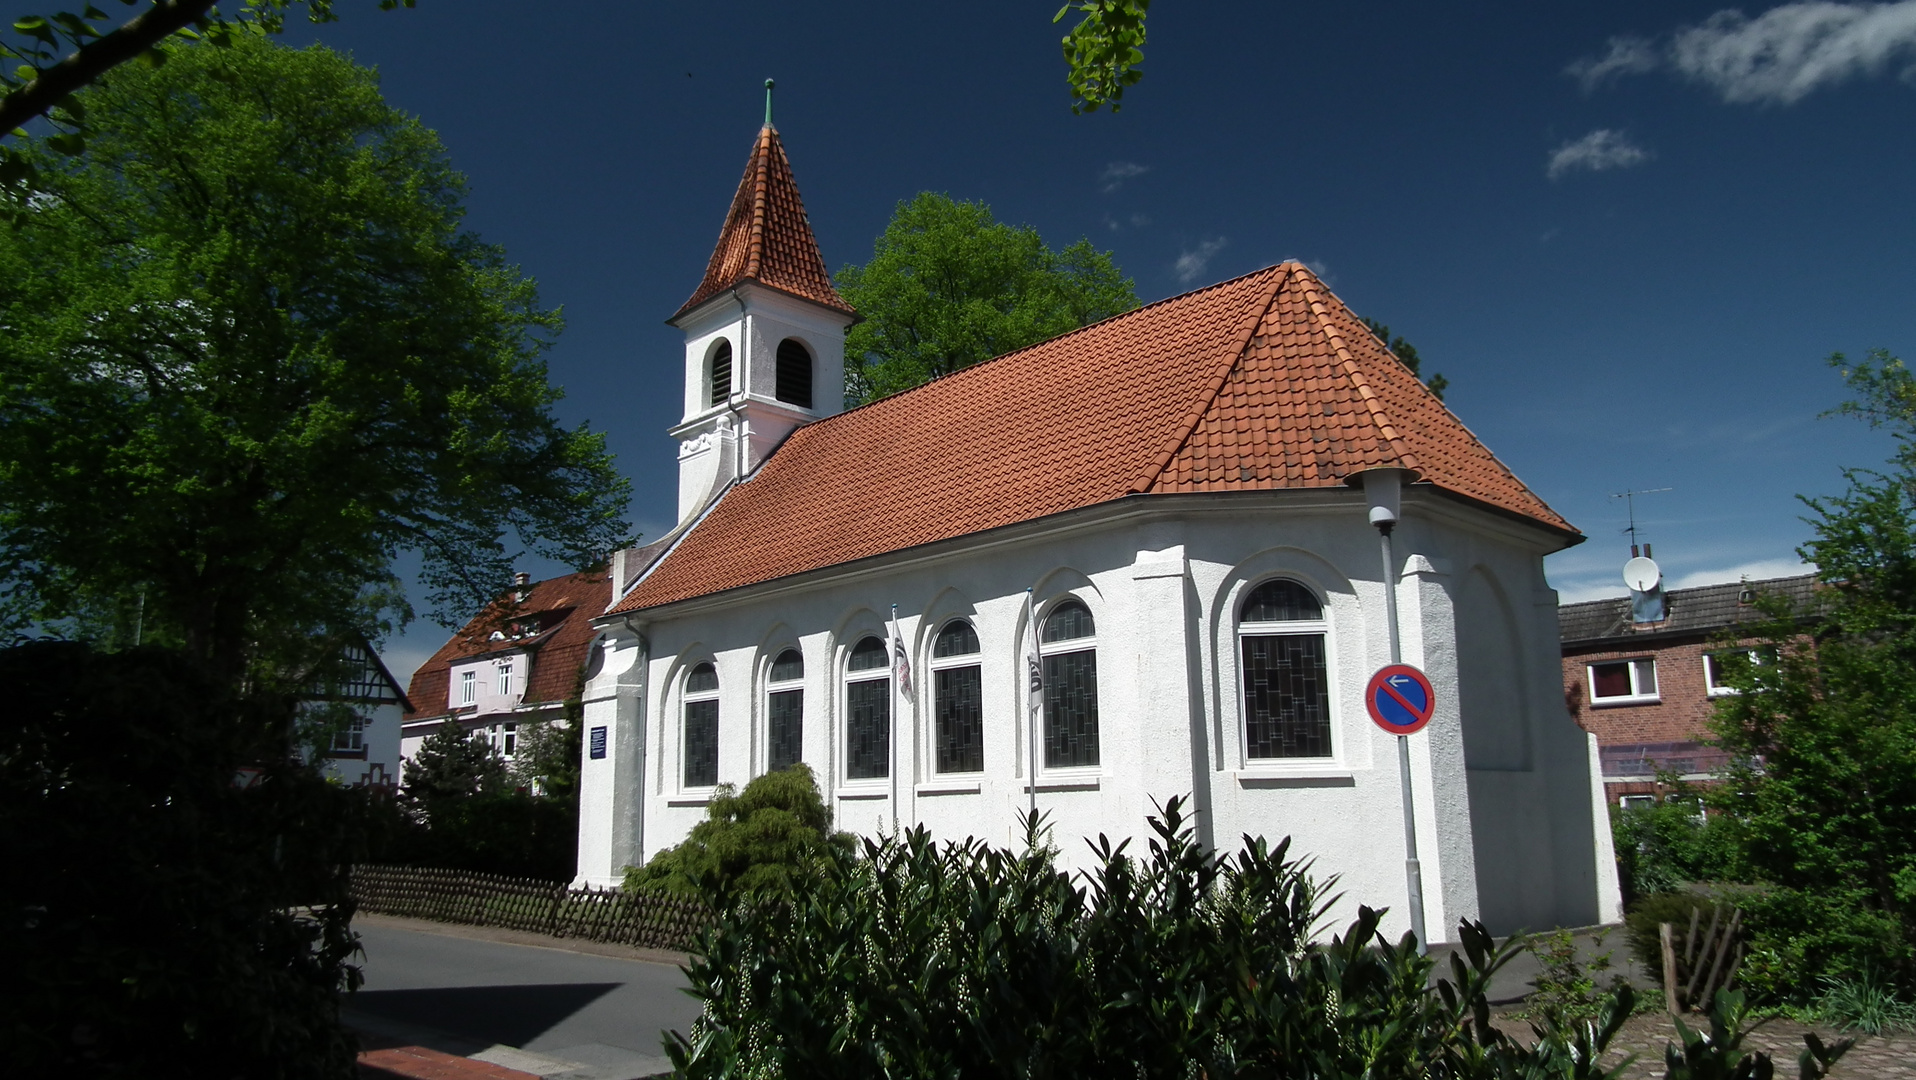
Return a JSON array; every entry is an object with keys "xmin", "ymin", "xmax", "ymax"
[{"xmin": 1622, "ymin": 556, "xmax": 1661, "ymax": 593}]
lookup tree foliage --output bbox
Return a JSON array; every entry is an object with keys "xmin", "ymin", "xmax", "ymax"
[
  {"xmin": 1361, "ymin": 316, "xmax": 1450, "ymax": 401},
  {"xmin": 1056, "ymin": 0, "xmax": 1150, "ymax": 114},
  {"xmin": 1706, "ymin": 349, "xmax": 1916, "ymax": 997},
  {"xmin": 2, "ymin": 640, "xmax": 380, "ymax": 1076},
  {"xmin": 401, "ymin": 718, "xmax": 507, "ymax": 815},
  {"xmin": 837, "ymin": 192, "xmax": 1138, "ymax": 405},
  {"xmin": 625, "ymin": 764, "xmax": 852, "ymax": 903},
  {"xmin": 0, "ymin": 36, "xmax": 629, "ymax": 682}
]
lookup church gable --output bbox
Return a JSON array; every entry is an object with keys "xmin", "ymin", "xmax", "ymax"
[{"xmin": 617, "ymin": 262, "xmax": 1573, "ymax": 614}]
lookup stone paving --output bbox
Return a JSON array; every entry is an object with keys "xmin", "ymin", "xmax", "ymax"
[{"xmin": 1494, "ymin": 1011, "xmax": 1914, "ymax": 1079}]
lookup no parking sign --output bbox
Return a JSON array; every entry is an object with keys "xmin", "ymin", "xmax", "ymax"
[{"xmin": 1365, "ymin": 664, "xmax": 1435, "ymax": 736}]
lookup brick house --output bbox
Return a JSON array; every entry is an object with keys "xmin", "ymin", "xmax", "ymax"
[{"xmin": 1558, "ymin": 573, "xmax": 1821, "ymax": 806}]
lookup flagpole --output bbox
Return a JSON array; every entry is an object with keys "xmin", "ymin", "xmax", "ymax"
[
  {"xmin": 889, "ymin": 603, "xmax": 901, "ymax": 832},
  {"xmin": 1025, "ymin": 588, "xmax": 1038, "ymax": 820}
]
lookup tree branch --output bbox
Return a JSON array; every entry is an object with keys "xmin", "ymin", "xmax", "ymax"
[{"xmin": 0, "ymin": 1, "xmax": 218, "ymax": 136}]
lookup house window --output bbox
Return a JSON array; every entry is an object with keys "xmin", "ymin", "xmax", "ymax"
[
  {"xmin": 503, "ymin": 722, "xmax": 517, "ymax": 757},
  {"xmin": 775, "ymin": 338, "xmax": 813, "ymax": 409},
  {"xmin": 460, "ymin": 670, "xmax": 476, "ymax": 705},
  {"xmin": 1238, "ymin": 579, "xmax": 1332, "ymax": 759},
  {"xmin": 845, "ymin": 636, "xmax": 890, "ymax": 780},
  {"xmin": 331, "ymin": 716, "xmax": 365, "ymax": 752},
  {"xmin": 931, "ymin": 620, "xmax": 983, "ymax": 774},
  {"xmin": 1040, "ymin": 599, "xmax": 1098, "ymax": 768},
  {"xmin": 497, "ymin": 661, "xmax": 513, "ymax": 698},
  {"xmin": 767, "ymin": 648, "xmax": 804, "ymax": 772},
  {"xmin": 1704, "ymin": 650, "xmax": 1762, "ymax": 697},
  {"xmin": 683, "ymin": 662, "xmax": 720, "ymax": 788},
  {"xmin": 708, "ymin": 340, "xmax": 732, "ymax": 406},
  {"xmin": 1618, "ymin": 794, "xmax": 1656, "ymax": 810},
  {"xmin": 1589, "ymin": 658, "xmax": 1659, "ymax": 705}
]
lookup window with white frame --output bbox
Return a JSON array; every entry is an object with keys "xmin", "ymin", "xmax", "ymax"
[
  {"xmin": 1618, "ymin": 794, "xmax": 1656, "ymax": 810},
  {"xmin": 931, "ymin": 620, "xmax": 983, "ymax": 774},
  {"xmin": 1588, "ymin": 658, "xmax": 1659, "ymax": 704},
  {"xmin": 1704, "ymin": 650, "xmax": 1761, "ymax": 697},
  {"xmin": 331, "ymin": 715, "xmax": 365, "ymax": 753},
  {"xmin": 767, "ymin": 648, "xmax": 804, "ymax": 772},
  {"xmin": 497, "ymin": 660, "xmax": 514, "ymax": 698},
  {"xmin": 503, "ymin": 722, "xmax": 517, "ymax": 758},
  {"xmin": 844, "ymin": 636, "xmax": 890, "ymax": 780},
  {"xmin": 1040, "ymin": 600, "xmax": 1099, "ymax": 769},
  {"xmin": 460, "ymin": 669, "xmax": 476, "ymax": 705},
  {"xmin": 1238, "ymin": 579, "xmax": 1333, "ymax": 759},
  {"xmin": 683, "ymin": 663, "xmax": 720, "ymax": 787}
]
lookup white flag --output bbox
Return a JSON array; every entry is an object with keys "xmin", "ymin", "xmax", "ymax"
[{"xmin": 889, "ymin": 608, "xmax": 914, "ymax": 702}]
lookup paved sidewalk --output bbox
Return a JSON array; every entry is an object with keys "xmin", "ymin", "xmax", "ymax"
[{"xmin": 346, "ymin": 915, "xmax": 700, "ymax": 1080}]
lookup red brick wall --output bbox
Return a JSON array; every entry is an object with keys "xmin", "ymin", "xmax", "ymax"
[{"xmin": 1562, "ymin": 635, "xmax": 1734, "ymax": 802}]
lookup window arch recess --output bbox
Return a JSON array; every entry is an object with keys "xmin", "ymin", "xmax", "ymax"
[
  {"xmin": 775, "ymin": 337, "xmax": 813, "ymax": 409},
  {"xmin": 1239, "ymin": 578, "xmax": 1324, "ymax": 623},
  {"xmin": 707, "ymin": 339, "xmax": 733, "ymax": 407}
]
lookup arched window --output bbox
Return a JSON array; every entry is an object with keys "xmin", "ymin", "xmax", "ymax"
[
  {"xmin": 1039, "ymin": 599, "xmax": 1098, "ymax": 768},
  {"xmin": 931, "ymin": 620, "xmax": 983, "ymax": 774},
  {"xmin": 775, "ymin": 338, "xmax": 813, "ymax": 409},
  {"xmin": 767, "ymin": 648, "xmax": 804, "ymax": 772},
  {"xmin": 708, "ymin": 340, "xmax": 733, "ymax": 407},
  {"xmin": 845, "ymin": 636, "xmax": 890, "ymax": 780},
  {"xmin": 683, "ymin": 662, "xmax": 720, "ymax": 786},
  {"xmin": 1238, "ymin": 579, "xmax": 1331, "ymax": 759}
]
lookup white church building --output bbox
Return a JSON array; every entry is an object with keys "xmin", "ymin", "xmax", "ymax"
[{"xmin": 573, "ymin": 119, "xmax": 1622, "ymax": 940}]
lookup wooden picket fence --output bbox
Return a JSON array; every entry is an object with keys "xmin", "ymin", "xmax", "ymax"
[
  {"xmin": 1658, "ymin": 902, "xmax": 1744, "ymax": 1013},
  {"xmin": 349, "ymin": 864, "xmax": 709, "ymax": 952}
]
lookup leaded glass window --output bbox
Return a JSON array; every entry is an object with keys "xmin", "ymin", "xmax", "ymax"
[
  {"xmin": 767, "ymin": 648, "xmax": 803, "ymax": 772},
  {"xmin": 1041, "ymin": 600, "xmax": 1098, "ymax": 768},
  {"xmin": 684, "ymin": 662, "xmax": 719, "ymax": 787},
  {"xmin": 845, "ymin": 636, "xmax": 889, "ymax": 779},
  {"xmin": 1238, "ymin": 580, "xmax": 1332, "ymax": 759},
  {"xmin": 932, "ymin": 620, "xmax": 983, "ymax": 773}
]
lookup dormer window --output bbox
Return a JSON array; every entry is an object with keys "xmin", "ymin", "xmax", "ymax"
[
  {"xmin": 776, "ymin": 338, "xmax": 813, "ymax": 408},
  {"xmin": 709, "ymin": 339, "xmax": 733, "ymax": 406}
]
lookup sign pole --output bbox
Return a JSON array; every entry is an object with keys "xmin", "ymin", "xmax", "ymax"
[{"xmin": 1376, "ymin": 516, "xmax": 1430, "ymax": 953}]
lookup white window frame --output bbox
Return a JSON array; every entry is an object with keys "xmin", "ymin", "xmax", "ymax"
[
  {"xmin": 928, "ymin": 619, "xmax": 985, "ymax": 777},
  {"xmin": 1703, "ymin": 649, "xmax": 1760, "ymax": 697},
  {"xmin": 764, "ymin": 647, "xmax": 805, "ymax": 774},
  {"xmin": 496, "ymin": 659, "xmax": 514, "ymax": 699},
  {"xmin": 681, "ymin": 663, "xmax": 721, "ymax": 791},
  {"xmin": 1618, "ymin": 794, "xmax": 1656, "ymax": 810},
  {"xmin": 842, "ymin": 635, "xmax": 892, "ymax": 786},
  {"xmin": 1236, "ymin": 582, "xmax": 1336, "ymax": 763},
  {"xmin": 502, "ymin": 722, "xmax": 518, "ymax": 758},
  {"xmin": 1588, "ymin": 657, "xmax": 1660, "ymax": 705},
  {"xmin": 1037, "ymin": 597, "xmax": 1100, "ymax": 775},
  {"xmin": 331, "ymin": 715, "xmax": 366, "ymax": 753},
  {"xmin": 459, "ymin": 669, "xmax": 476, "ymax": 705}
]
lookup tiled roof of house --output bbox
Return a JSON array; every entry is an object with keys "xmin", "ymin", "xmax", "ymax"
[
  {"xmin": 671, "ymin": 124, "xmax": 854, "ymax": 322},
  {"xmin": 616, "ymin": 262, "xmax": 1575, "ymax": 614},
  {"xmin": 403, "ymin": 570, "xmax": 606, "ymax": 721},
  {"xmin": 1558, "ymin": 572, "xmax": 1822, "ymax": 644}
]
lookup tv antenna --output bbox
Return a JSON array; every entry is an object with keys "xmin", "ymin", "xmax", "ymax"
[{"xmin": 1610, "ymin": 487, "xmax": 1672, "ymax": 556}]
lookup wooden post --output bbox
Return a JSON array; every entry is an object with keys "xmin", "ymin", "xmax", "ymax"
[{"xmin": 1660, "ymin": 921, "xmax": 1681, "ymax": 1014}]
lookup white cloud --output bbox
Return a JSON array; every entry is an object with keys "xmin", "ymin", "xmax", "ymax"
[
  {"xmin": 1567, "ymin": 1, "xmax": 1916, "ymax": 104},
  {"xmin": 1665, "ymin": 556, "xmax": 1815, "ymax": 590},
  {"xmin": 1173, "ymin": 237, "xmax": 1228, "ymax": 284},
  {"xmin": 1099, "ymin": 161, "xmax": 1149, "ymax": 193},
  {"xmin": 1567, "ymin": 35, "xmax": 1662, "ymax": 93},
  {"xmin": 1547, "ymin": 129, "xmax": 1653, "ymax": 179}
]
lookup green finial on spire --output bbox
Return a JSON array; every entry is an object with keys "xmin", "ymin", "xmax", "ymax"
[{"xmin": 764, "ymin": 78, "xmax": 775, "ymax": 126}]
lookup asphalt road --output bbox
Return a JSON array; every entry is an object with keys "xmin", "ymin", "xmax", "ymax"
[{"xmin": 343, "ymin": 919, "xmax": 702, "ymax": 1080}]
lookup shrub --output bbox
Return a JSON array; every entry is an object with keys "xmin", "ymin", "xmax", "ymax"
[
  {"xmin": 1810, "ymin": 967, "xmax": 1916, "ymax": 1035},
  {"xmin": 625, "ymin": 764, "xmax": 852, "ymax": 901},
  {"xmin": 1625, "ymin": 891, "xmax": 1728, "ymax": 984},
  {"xmin": 1610, "ymin": 791, "xmax": 1749, "ymax": 905},
  {"xmin": 2, "ymin": 641, "xmax": 372, "ymax": 1077}
]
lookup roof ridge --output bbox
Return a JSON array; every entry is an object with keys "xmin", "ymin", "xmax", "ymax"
[
  {"xmin": 1128, "ymin": 267, "xmax": 1290, "ymax": 495},
  {"xmin": 743, "ymin": 125, "xmax": 772, "ymax": 281},
  {"xmin": 1292, "ymin": 267, "xmax": 1420, "ymax": 474}
]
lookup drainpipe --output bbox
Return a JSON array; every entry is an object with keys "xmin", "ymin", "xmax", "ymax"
[{"xmin": 1363, "ymin": 467, "xmax": 1429, "ymax": 954}]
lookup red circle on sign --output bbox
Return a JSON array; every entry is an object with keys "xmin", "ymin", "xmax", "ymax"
[{"xmin": 1366, "ymin": 664, "xmax": 1435, "ymax": 735}]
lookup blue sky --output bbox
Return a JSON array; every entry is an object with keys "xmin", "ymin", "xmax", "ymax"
[{"xmin": 278, "ymin": 2, "xmax": 1916, "ymax": 680}]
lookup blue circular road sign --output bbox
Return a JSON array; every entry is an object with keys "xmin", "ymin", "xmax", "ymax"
[{"xmin": 1366, "ymin": 664, "xmax": 1435, "ymax": 735}]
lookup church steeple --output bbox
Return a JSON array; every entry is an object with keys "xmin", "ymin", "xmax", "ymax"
[{"xmin": 667, "ymin": 96, "xmax": 855, "ymax": 525}]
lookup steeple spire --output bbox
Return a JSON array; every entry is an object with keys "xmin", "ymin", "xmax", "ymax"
[{"xmin": 670, "ymin": 111, "xmax": 853, "ymax": 324}]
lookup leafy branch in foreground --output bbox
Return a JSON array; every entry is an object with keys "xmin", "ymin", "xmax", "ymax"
[{"xmin": 1056, "ymin": 0, "xmax": 1149, "ymax": 114}]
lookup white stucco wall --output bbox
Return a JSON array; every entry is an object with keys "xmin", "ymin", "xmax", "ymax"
[
  {"xmin": 576, "ymin": 487, "xmax": 1616, "ymax": 940},
  {"xmin": 316, "ymin": 699, "xmax": 403, "ymax": 789}
]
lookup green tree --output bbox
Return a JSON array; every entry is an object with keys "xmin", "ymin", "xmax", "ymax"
[
  {"xmin": 837, "ymin": 192, "xmax": 1138, "ymax": 405},
  {"xmin": 0, "ymin": 36, "xmax": 629, "ymax": 684},
  {"xmin": 1056, "ymin": 0, "xmax": 1151, "ymax": 114},
  {"xmin": 1707, "ymin": 349, "xmax": 1916, "ymax": 997},
  {"xmin": 401, "ymin": 718, "xmax": 507, "ymax": 815},
  {"xmin": 511, "ymin": 669, "xmax": 584, "ymax": 803},
  {"xmin": 1360, "ymin": 316, "xmax": 1450, "ymax": 401},
  {"xmin": 625, "ymin": 764, "xmax": 853, "ymax": 902}
]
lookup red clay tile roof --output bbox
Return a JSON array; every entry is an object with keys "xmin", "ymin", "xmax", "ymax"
[
  {"xmin": 403, "ymin": 570, "xmax": 606, "ymax": 722},
  {"xmin": 617, "ymin": 262, "xmax": 1575, "ymax": 614},
  {"xmin": 671, "ymin": 125, "xmax": 854, "ymax": 322}
]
